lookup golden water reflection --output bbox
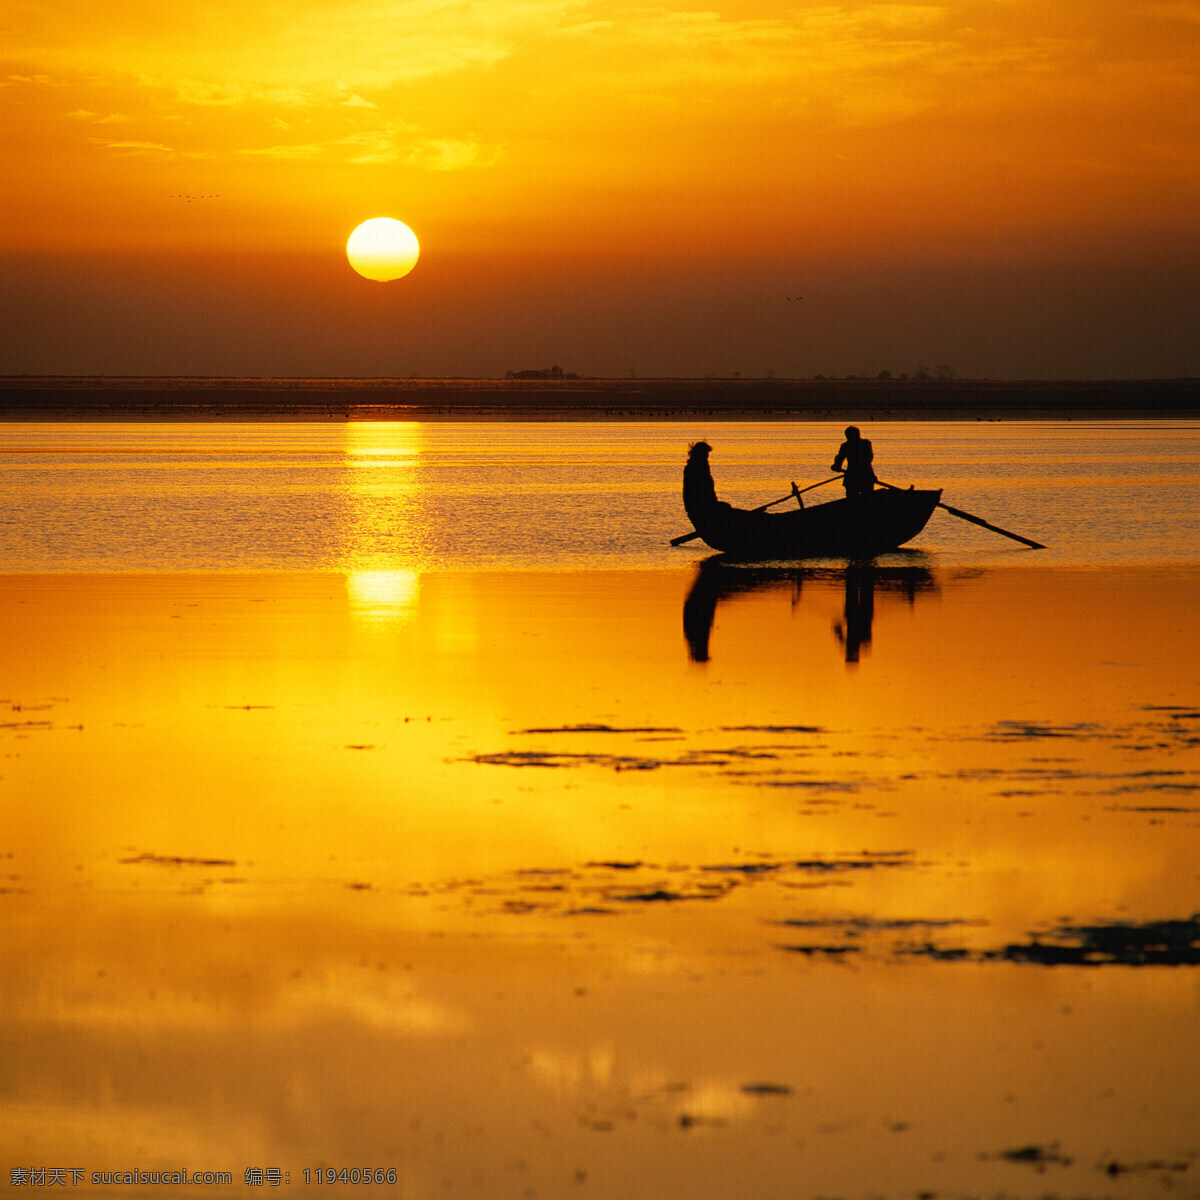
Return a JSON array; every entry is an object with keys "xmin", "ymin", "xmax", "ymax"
[
  {"xmin": 2, "ymin": 567, "xmax": 1199, "ymax": 1197},
  {"xmin": 345, "ymin": 569, "xmax": 421, "ymax": 625},
  {"xmin": 339, "ymin": 421, "xmax": 427, "ymax": 579}
]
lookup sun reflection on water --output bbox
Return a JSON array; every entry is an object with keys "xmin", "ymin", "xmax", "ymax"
[
  {"xmin": 340, "ymin": 421, "xmax": 427, "ymax": 580},
  {"xmin": 345, "ymin": 568, "xmax": 420, "ymax": 624}
]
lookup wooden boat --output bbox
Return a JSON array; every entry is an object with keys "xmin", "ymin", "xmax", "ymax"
[{"xmin": 683, "ymin": 449, "xmax": 941, "ymax": 559}]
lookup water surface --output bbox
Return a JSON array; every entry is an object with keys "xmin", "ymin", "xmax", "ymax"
[
  {"xmin": 1, "ymin": 422, "xmax": 1198, "ymax": 1199},
  {"xmin": 2, "ymin": 420, "xmax": 1198, "ymax": 570}
]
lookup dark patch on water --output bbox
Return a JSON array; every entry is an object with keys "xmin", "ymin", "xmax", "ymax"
[
  {"xmin": 1103, "ymin": 781, "xmax": 1200, "ymax": 794},
  {"xmin": 778, "ymin": 916, "xmax": 982, "ymax": 932},
  {"xmin": 719, "ymin": 725, "xmax": 824, "ymax": 734},
  {"xmin": 777, "ymin": 916, "xmax": 984, "ymax": 960},
  {"xmin": 996, "ymin": 915, "xmax": 1200, "ymax": 966},
  {"xmin": 984, "ymin": 721, "xmax": 1103, "ymax": 741},
  {"xmin": 515, "ymin": 724, "xmax": 683, "ymax": 735},
  {"xmin": 468, "ymin": 744, "xmax": 796, "ymax": 772},
  {"xmin": 469, "ymin": 751, "xmax": 668, "ymax": 770},
  {"xmin": 120, "ymin": 852, "xmax": 237, "ymax": 867},
  {"xmin": 788, "ymin": 853, "xmax": 913, "ymax": 872},
  {"xmin": 703, "ymin": 862, "xmax": 781, "ymax": 875},
  {"xmin": 1104, "ymin": 1156, "xmax": 1192, "ymax": 1176},
  {"xmin": 891, "ymin": 915, "xmax": 1200, "ymax": 966},
  {"xmin": 616, "ymin": 889, "xmax": 719, "ymax": 903},
  {"xmin": 1106, "ymin": 804, "xmax": 1200, "ymax": 813},
  {"xmin": 743, "ymin": 778, "xmax": 861, "ymax": 792},
  {"xmin": 763, "ymin": 911, "xmax": 1200, "ymax": 967},
  {"xmin": 469, "ymin": 746, "xmax": 781, "ymax": 771},
  {"xmin": 989, "ymin": 1142, "xmax": 1073, "ymax": 1169},
  {"xmin": 429, "ymin": 853, "xmax": 917, "ymax": 921},
  {"xmin": 777, "ymin": 943, "xmax": 860, "ymax": 957},
  {"xmin": 900, "ymin": 942, "xmax": 973, "ymax": 961}
]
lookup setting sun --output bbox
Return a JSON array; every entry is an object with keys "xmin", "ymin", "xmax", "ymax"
[{"xmin": 346, "ymin": 217, "xmax": 420, "ymax": 282}]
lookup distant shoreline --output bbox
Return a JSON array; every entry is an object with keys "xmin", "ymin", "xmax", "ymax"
[{"xmin": 2, "ymin": 376, "xmax": 1197, "ymax": 422}]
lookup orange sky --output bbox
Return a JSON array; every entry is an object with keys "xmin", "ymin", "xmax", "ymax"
[{"xmin": 2, "ymin": 0, "xmax": 1198, "ymax": 376}]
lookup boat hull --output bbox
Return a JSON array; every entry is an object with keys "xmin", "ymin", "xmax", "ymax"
[{"xmin": 684, "ymin": 487, "xmax": 942, "ymax": 558}]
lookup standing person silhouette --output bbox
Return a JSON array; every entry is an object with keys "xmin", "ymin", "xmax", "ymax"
[{"xmin": 831, "ymin": 426, "xmax": 877, "ymax": 499}]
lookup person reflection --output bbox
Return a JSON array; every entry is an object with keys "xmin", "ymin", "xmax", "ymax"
[
  {"xmin": 683, "ymin": 559, "xmax": 730, "ymax": 663},
  {"xmin": 832, "ymin": 564, "xmax": 875, "ymax": 663},
  {"xmin": 684, "ymin": 559, "xmax": 932, "ymax": 666}
]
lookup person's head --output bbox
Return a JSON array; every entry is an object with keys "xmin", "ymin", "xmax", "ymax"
[
  {"xmin": 689, "ymin": 441, "xmax": 712, "ymax": 458},
  {"xmin": 844, "ymin": 426, "xmax": 861, "ymax": 440}
]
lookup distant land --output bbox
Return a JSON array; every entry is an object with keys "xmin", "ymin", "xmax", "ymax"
[{"xmin": 1, "ymin": 377, "xmax": 1197, "ymax": 421}]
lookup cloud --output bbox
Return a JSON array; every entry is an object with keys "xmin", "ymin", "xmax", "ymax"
[
  {"xmin": 89, "ymin": 138, "xmax": 176, "ymax": 154},
  {"xmin": 170, "ymin": 80, "xmax": 313, "ymax": 107},
  {"xmin": 239, "ymin": 125, "xmax": 500, "ymax": 169},
  {"xmin": 404, "ymin": 137, "xmax": 501, "ymax": 170},
  {"xmin": 67, "ymin": 108, "xmax": 128, "ymax": 122},
  {"xmin": 239, "ymin": 140, "xmax": 326, "ymax": 161},
  {"xmin": 5, "ymin": 0, "xmax": 585, "ymax": 93}
]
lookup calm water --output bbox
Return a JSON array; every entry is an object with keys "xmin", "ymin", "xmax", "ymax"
[
  {"xmin": 2, "ymin": 420, "xmax": 1199, "ymax": 570},
  {"xmin": 2, "ymin": 421, "xmax": 1199, "ymax": 1199}
]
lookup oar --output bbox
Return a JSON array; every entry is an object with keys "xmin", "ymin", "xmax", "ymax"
[
  {"xmin": 878, "ymin": 480, "xmax": 1046, "ymax": 549},
  {"xmin": 670, "ymin": 476, "xmax": 841, "ymax": 547}
]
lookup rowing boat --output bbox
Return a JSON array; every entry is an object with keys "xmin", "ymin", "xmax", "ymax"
[{"xmin": 682, "ymin": 448, "xmax": 941, "ymax": 558}]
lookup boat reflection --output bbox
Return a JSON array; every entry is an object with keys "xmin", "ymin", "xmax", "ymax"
[{"xmin": 683, "ymin": 557, "xmax": 938, "ymax": 665}]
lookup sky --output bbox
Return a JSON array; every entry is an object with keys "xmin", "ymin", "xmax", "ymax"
[{"xmin": 2, "ymin": 0, "xmax": 1198, "ymax": 378}]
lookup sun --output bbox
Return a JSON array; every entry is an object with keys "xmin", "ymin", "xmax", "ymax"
[{"xmin": 346, "ymin": 218, "xmax": 420, "ymax": 282}]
